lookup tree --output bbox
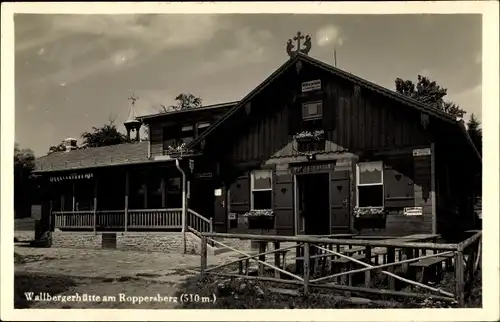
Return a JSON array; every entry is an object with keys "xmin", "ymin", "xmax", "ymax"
[
  {"xmin": 14, "ymin": 143, "xmax": 37, "ymax": 217},
  {"xmin": 466, "ymin": 113, "xmax": 482, "ymax": 155},
  {"xmin": 81, "ymin": 119, "xmax": 128, "ymax": 148},
  {"xmin": 160, "ymin": 93, "xmax": 202, "ymax": 112},
  {"xmin": 48, "ymin": 142, "xmax": 66, "ymax": 154},
  {"xmin": 395, "ymin": 75, "xmax": 467, "ymax": 118}
]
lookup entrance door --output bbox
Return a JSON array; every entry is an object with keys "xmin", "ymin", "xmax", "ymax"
[
  {"xmin": 298, "ymin": 173, "xmax": 330, "ymax": 235},
  {"xmin": 189, "ymin": 176, "xmax": 215, "ymax": 220}
]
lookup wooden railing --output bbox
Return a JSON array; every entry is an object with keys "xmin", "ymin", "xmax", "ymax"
[
  {"xmin": 187, "ymin": 209, "xmax": 213, "ymax": 235},
  {"xmin": 54, "ymin": 211, "xmax": 94, "ymax": 229},
  {"xmin": 53, "ymin": 208, "xmax": 182, "ymax": 230},
  {"xmin": 200, "ymin": 231, "xmax": 482, "ymax": 307},
  {"xmin": 128, "ymin": 208, "xmax": 182, "ymax": 229}
]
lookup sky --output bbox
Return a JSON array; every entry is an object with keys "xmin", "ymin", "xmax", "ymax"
[{"xmin": 14, "ymin": 14, "xmax": 482, "ymax": 157}]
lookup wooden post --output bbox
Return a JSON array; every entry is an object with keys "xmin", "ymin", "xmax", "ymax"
[
  {"xmin": 303, "ymin": 242, "xmax": 310, "ymax": 294},
  {"xmin": 258, "ymin": 241, "xmax": 266, "ymax": 276},
  {"xmin": 274, "ymin": 242, "xmax": 281, "ymax": 279},
  {"xmin": 201, "ymin": 236, "xmax": 207, "ymax": 278},
  {"xmin": 143, "ymin": 174, "xmax": 148, "ymax": 209},
  {"xmin": 387, "ymin": 247, "xmax": 396, "ymax": 290},
  {"xmin": 365, "ymin": 246, "xmax": 372, "ymax": 287},
  {"xmin": 209, "ymin": 217, "xmax": 214, "ymax": 232},
  {"xmin": 93, "ymin": 176, "xmax": 98, "ymax": 234},
  {"xmin": 72, "ymin": 181, "xmax": 76, "ymax": 212},
  {"xmin": 161, "ymin": 178, "xmax": 166, "ymax": 208},
  {"xmin": 125, "ymin": 170, "xmax": 129, "ymax": 232},
  {"xmin": 455, "ymin": 250, "xmax": 465, "ymax": 306},
  {"xmin": 430, "ymin": 143, "xmax": 437, "ymax": 234}
]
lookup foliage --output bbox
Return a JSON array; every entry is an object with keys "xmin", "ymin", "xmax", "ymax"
[
  {"xmin": 294, "ymin": 130, "xmax": 324, "ymax": 142},
  {"xmin": 81, "ymin": 119, "xmax": 128, "ymax": 148},
  {"xmin": 395, "ymin": 75, "xmax": 466, "ymax": 118},
  {"xmin": 353, "ymin": 206, "xmax": 385, "ymax": 218},
  {"xmin": 47, "ymin": 142, "xmax": 66, "ymax": 154},
  {"xmin": 14, "ymin": 143, "xmax": 38, "ymax": 217},
  {"xmin": 466, "ymin": 113, "xmax": 482, "ymax": 155},
  {"xmin": 160, "ymin": 93, "xmax": 202, "ymax": 112},
  {"xmin": 243, "ymin": 209, "xmax": 275, "ymax": 217}
]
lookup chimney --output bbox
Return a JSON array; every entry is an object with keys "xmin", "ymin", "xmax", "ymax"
[
  {"xmin": 63, "ymin": 138, "xmax": 78, "ymax": 152},
  {"xmin": 124, "ymin": 92, "xmax": 142, "ymax": 142}
]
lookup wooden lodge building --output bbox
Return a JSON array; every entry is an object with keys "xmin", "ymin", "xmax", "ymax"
[{"xmin": 33, "ymin": 44, "xmax": 481, "ymax": 252}]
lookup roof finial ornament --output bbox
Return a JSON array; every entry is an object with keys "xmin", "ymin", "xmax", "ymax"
[
  {"xmin": 125, "ymin": 89, "xmax": 142, "ymax": 142},
  {"xmin": 286, "ymin": 31, "xmax": 312, "ymax": 58}
]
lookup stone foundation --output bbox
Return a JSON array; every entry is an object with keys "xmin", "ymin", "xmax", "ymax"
[
  {"xmin": 51, "ymin": 231, "xmax": 202, "ymax": 254},
  {"xmin": 14, "ymin": 231, "xmax": 35, "ymax": 242},
  {"xmin": 52, "ymin": 232, "xmax": 102, "ymax": 249}
]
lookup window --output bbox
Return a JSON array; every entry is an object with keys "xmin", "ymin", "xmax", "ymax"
[
  {"xmin": 197, "ymin": 122, "xmax": 210, "ymax": 137},
  {"xmin": 251, "ymin": 169, "xmax": 273, "ymax": 210},
  {"xmin": 179, "ymin": 125, "xmax": 194, "ymax": 145},
  {"xmin": 357, "ymin": 161, "xmax": 384, "ymax": 207},
  {"xmin": 302, "ymin": 101, "xmax": 323, "ymax": 121}
]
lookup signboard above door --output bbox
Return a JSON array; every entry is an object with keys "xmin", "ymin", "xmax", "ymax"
[
  {"xmin": 302, "ymin": 79, "xmax": 321, "ymax": 93},
  {"xmin": 412, "ymin": 148, "xmax": 431, "ymax": 157}
]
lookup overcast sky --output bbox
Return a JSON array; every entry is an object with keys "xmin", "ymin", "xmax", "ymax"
[{"xmin": 15, "ymin": 14, "xmax": 482, "ymax": 156}]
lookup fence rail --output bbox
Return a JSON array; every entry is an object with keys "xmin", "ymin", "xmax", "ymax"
[{"xmin": 200, "ymin": 231, "xmax": 482, "ymax": 307}]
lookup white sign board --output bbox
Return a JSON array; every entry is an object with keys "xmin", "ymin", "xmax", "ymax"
[
  {"xmin": 228, "ymin": 213, "xmax": 236, "ymax": 220},
  {"xmin": 214, "ymin": 189, "xmax": 222, "ymax": 196},
  {"xmin": 404, "ymin": 207, "xmax": 423, "ymax": 216},
  {"xmin": 413, "ymin": 148, "xmax": 431, "ymax": 157},
  {"xmin": 302, "ymin": 79, "xmax": 321, "ymax": 93}
]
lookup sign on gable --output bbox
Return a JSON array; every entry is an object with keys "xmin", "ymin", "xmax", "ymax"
[{"xmin": 302, "ymin": 80, "xmax": 321, "ymax": 93}]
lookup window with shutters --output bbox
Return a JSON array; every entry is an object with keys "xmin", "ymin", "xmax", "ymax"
[
  {"xmin": 356, "ymin": 161, "xmax": 384, "ymax": 208},
  {"xmin": 179, "ymin": 125, "xmax": 194, "ymax": 145},
  {"xmin": 196, "ymin": 122, "xmax": 210, "ymax": 137},
  {"xmin": 302, "ymin": 101, "xmax": 323, "ymax": 121},
  {"xmin": 251, "ymin": 169, "xmax": 273, "ymax": 210}
]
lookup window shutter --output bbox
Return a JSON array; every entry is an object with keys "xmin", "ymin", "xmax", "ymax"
[
  {"xmin": 384, "ymin": 158, "xmax": 415, "ymax": 207},
  {"xmin": 273, "ymin": 171, "xmax": 294, "ymax": 236},
  {"xmin": 229, "ymin": 174, "xmax": 250, "ymax": 213}
]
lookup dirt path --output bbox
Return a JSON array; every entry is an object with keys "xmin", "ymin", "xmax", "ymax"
[{"xmin": 14, "ymin": 246, "xmax": 235, "ymax": 309}]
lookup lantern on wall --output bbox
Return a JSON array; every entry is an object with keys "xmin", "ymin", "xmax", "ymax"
[{"xmin": 420, "ymin": 112, "xmax": 430, "ymax": 129}]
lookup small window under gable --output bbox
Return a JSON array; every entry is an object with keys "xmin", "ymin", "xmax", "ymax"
[
  {"xmin": 196, "ymin": 122, "xmax": 210, "ymax": 137},
  {"xmin": 357, "ymin": 161, "xmax": 384, "ymax": 208},
  {"xmin": 251, "ymin": 169, "xmax": 273, "ymax": 210},
  {"xmin": 302, "ymin": 101, "xmax": 323, "ymax": 121},
  {"xmin": 180, "ymin": 125, "xmax": 194, "ymax": 145}
]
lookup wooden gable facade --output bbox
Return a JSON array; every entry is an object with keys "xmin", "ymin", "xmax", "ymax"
[{"xmin": 189, "ymin": 54, "xmax": 480, "ymax": 238}]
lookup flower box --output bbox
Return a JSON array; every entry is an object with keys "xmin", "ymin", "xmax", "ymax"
[
  {"xmin": 294, "ymin": 130, "xmax": 325, "ymax": 143},
  {"xmin": 353, "ymin": 207, "xmax": 386, "ymax": 218},
  {"xmin": 243, "ymin": 209, "xmax": 275, "ymax": 230}
]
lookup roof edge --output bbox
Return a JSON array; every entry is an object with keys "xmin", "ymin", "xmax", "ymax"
[{"xmin": 138, "ymin": 100, "xmax": 239, "ymax": 122}]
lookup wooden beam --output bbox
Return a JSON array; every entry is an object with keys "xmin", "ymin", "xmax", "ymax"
[
  {"xmin": 303, "ymin": 242, "xmax": 310, "ymax": 294},
  {"xmin": 72, "ymin": 181, "xmax": 76, "ymax": 211},
  {"xmin": 125, "ymin": 170, "xmax": 129, "ymax": 232},
  {"xmin": 93, "ymin": 176, "xmax": 98, "ymax": 234},
  {"xmin": 202, "ymin": 232, "xmax": 456, "ymax": 250},
  {"xmin": 161, "ymin": 178, "xmax": 166, "ymax": 208},
  {"xmin": 431, "ymin": 143, "xmax": 437, "ymax": 234}
]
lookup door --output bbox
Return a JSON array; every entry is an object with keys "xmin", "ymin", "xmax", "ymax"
[
  {"xmin": 298, "ymin": 173, "xmax": 331, "ymax": 235},
  {"xmin": 330, "ymin": 170, "xmax": 351, "ymax": 233},
  {"xmin": 190, "ymin": 176, "xmax": 215, "ymax": 220},
  {"xmin": 213, "ymin": 185, "xmax": 228, "ymax": 233}
]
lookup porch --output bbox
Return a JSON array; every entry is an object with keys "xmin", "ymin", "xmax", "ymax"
[{"xmin": 53, "ymin": 208, "xmax": 213, "ymax": 233}]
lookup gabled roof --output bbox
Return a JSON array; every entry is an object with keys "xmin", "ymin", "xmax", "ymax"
[
  {"xmin": 34, "ymin": 141, "xmax": 149, "ymax": 173},
  {"xmin": 138, "ymin": 101, "xmax": 239, "ymax": 123},
  {"xmin": 189, "ymin": 53, "xmax": 458, "ymax": 150}
]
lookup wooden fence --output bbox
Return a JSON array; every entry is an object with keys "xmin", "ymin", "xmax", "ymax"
[{"xmin": 200, "ymin": 231, "xmax": 482, "ymax": 307}]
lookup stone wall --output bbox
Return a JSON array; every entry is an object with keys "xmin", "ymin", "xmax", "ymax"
[
  {"xmin": 50, "ymin": 231, "xmax": 205, "ymax": 254},
  {"xmin": 52, "ymin": 232, "xmax": 102, "ymax": 249},
  {"xmin": 116, "ymin": 232, "xmax": 198, "ymax": 254},
  {"xmin": 14, "ymin": 231, "xmax": 35, "ymax": 242}
]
